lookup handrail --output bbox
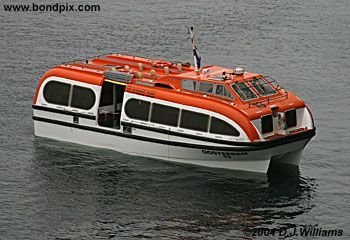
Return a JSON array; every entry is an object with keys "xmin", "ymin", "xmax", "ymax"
[
  {"xmin": 245, "ymin": 75, "xmax": 289, "ymax": 108},
  {"xmin": 60, "ymin": 52, "xmax": 113, "ymax": 65},
  {"xmin": 249, "ymin": 90, "xmax": 288, "ymax": 108}
]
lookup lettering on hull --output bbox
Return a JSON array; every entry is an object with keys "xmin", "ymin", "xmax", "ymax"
[{"xmin": 202, "ymin": 149, "xmax": 248, "ymax": 158}]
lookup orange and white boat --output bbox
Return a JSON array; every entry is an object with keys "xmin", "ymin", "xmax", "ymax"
[{"xmin": 32, "ymin": 31, "xmax": 315, "ymax": 173}]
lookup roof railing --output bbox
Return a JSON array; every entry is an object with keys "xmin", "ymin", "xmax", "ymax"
[
  {"xmin": 60, "ymin": 52, "xmax": 113, "ymax": 65},
  {"xmin": 248, "ymin": 91, "xmax": 288, "ymax": 108},
  {"xmin": 244, "ymin": 76, "xmax": 289, "ymax": 108}
]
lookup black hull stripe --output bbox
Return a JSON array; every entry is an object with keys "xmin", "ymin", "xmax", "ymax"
[
  {"xmin": 33, "ymin": 116, "xmax": 315, "ymax": 151},
  {"xmin": 121, "ymin": 121, "xmax": 316, "ymax": 147},
  {"xmin": 32, "ymin": 105, "xmax": 96, "ymax": 120},
  {"xmin": 122, "ymin": 121, "xmax": 235, "ymax": 145}
]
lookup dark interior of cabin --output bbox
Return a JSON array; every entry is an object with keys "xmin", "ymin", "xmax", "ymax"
[{"xmin": 98, "ymin": 81, "xmax": 125, "ymax": 129}]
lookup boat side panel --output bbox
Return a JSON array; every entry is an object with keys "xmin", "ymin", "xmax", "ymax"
[
  {"xmin": 34, "ymin": 120, "xmax": 169, "ymax": 159},
  {"xmin": 168, "ymin": 138, "xmax": 310, "ymax": 172},
  {"xmin": 34, "ymin": 119, "xmax": 270, "ymax": 172},
  {"xmin": 34, "ymin": 116, "xmax": 310, "ymax": 173}
]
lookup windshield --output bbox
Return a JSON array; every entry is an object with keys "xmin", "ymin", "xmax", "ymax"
[
  {"xmin": 231, "ymin": 82, "xmax": 257, "ymax": 101},
  {"xmin": 249, "ymin": 78, "xmax": 276, "ymax": 96}
]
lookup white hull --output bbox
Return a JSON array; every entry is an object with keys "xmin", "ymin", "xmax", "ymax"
[{"xmin": 34, "ymin": 119, "xmax": 312, "ymax": 173}]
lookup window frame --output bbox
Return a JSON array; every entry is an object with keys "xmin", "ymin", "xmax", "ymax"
[
  {"xmin": 70, "ymin": 85, "xmax": 96, "ymax": 110},
  {"xmin": 179, "ymin": 109, "xmax": 209, "ymax": 132},
  {"xmin": 231, "ymin": 82, "xmax": 258, "ymax": 101},
  {"xmin": 214, "ymin": 84, "xmax": 235, "ymax": 100},
  {"xmin": 285, "ymin": 109, "xmax": 297, "ymax": 128},
  {"xmin": 209, "ymin": 116, "xmax": 240, "ymax": 137},
  {"xmin": 249, "ymin": 78, "xmax": 277, "ymax": 97},
  {"xmin": 261, "ymin": 114, "xmax": 273, "ymax": 134},
  {"xmin": 198, "ymin": 81, "xmax": 214, "ymax": 94},
  {"xmin": 124, "ymin": 98, "xmax": 151, "ymax": 121},
  {"xmin": 181, "ymin": 79, "xmax": 198, "ymax": 92},
  {"xmin": 181, "ymin": 80, "xmax": 236, "ymax": 101},
  {"xmin": 43, "ymin": 80, "xmax": 72, "ymax": 107},
  {"xmin": 150, "ymin": 103, "xmax": 180, "ymax": 127}
]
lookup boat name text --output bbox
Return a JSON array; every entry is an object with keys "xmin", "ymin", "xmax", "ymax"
[{"xmin": 202, "ymin": 150, "xmax": 248, "ymax": 158}]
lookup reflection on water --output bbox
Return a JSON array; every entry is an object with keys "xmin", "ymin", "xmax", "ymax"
[{"xmin": 27, "ymin": 138, "xmax": 316, "ymax": 239}]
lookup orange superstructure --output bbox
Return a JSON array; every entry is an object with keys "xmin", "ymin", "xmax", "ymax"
[{"xmin": 34, "ymin": 53, "xmax": 309, "ymax": 142}]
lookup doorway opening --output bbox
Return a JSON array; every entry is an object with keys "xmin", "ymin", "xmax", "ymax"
[{"xmin": 98, "ymin": 81, "xmax": 126, "ymax": 129}]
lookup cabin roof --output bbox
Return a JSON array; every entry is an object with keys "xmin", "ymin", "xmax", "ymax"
[
  {"xmin": 55, "ymin": 54, "xmax": 261, "ymax": 86},
  {"xmin": 36, "ymin": 54, "xmax": 302, "ymax": 113}
]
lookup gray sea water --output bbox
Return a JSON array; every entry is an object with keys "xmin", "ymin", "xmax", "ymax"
[{"xmin": 1, "ymin": 0, "xmax": 349, "ymax": 239}]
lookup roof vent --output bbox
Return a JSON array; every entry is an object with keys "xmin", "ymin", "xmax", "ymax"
[
  {"xmin": 234, "ymin": 66, "xmax": 244, "ymax": 75},
  {"xmin": 155, "ymin": 83, "xmax": 173, "ymax": 89},
  {"xmin": 104, "ymin": 71, "xmax": 133, "ymax": 83}
]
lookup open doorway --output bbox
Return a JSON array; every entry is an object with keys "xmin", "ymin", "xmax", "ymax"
[{"xmin": 98, "ymin": 81, "xmax": 126, "ymax": 129}]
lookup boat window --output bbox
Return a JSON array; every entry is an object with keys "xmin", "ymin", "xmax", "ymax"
[
  {"xmin": 125, "ymin": 99, "xmax": 150, "ymax": 121},
  {"xmin": 70, "ymin": 86, "xmax": 96, "ymax": 110},
  {"xmin": 43, "ymin": 81, "xmax": 71, "ymax": 106},
  {"xmin": 285, "ymin": 109, "xmax": 297, "ymax": 128},
  {"xmin": 231, "ymin": 82, "xmax": 257, "ymax": 101},
  {"xmin": 215, "ymin": 84, "xmax": 234, "ymax": 99},
  {"xmin": 199, "ymin": 82, "xmax": 214, "ymax": 94},
  {"xmin": 182, "ymin": 79, "xmax": 198, "ymax": 91},
  {"xmin": 261, "ymin": 115, "xmax": 273, "ymax": 134},
  {"xmin": 249, "ymin": 78, "xmax": 276, "ymax": 96},
  {"xmin": 180, "ymin": 110, "xmax": 209, "ymax": 132},
  {"xmin": 151, "ymin": 103, "xmax": 179, "ymax": 127},
  {"xmin": 210, "ymin": 117, "xmax": 240, "ymax": 136}
]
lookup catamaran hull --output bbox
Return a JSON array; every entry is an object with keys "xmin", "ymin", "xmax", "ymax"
[{"xmin": 33, "ymin": 118, "xmax": 314, "ymax": 173}]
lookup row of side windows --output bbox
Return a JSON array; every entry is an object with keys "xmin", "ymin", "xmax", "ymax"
[
  {"xmin": 43, "ymin": 81, "xmax": 95, "ymax": 110},
  {"xmin": 182, "ymin": 79, "xmax": 234, "ymax": 100},
  {"xmin": 125, "ymin": 99, "xmax": 240, "ymax": 136}
]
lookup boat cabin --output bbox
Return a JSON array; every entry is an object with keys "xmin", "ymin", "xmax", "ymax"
[{"xmin": 33, "ymin": 54, "xmax": 313, "ymax": 143}]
